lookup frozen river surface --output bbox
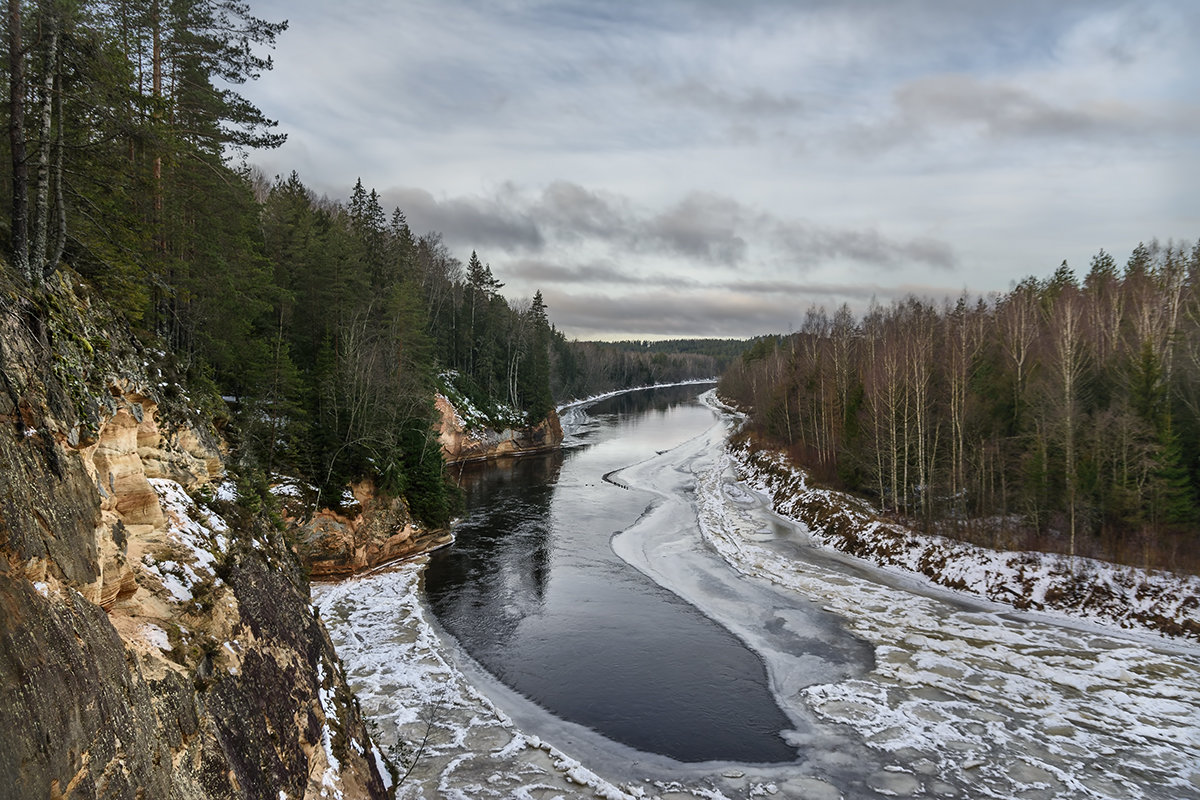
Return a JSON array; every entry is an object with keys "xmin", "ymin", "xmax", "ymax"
[{"xmin": 315, "ymin": 387, "xmax": 1200, "ymax": 799}]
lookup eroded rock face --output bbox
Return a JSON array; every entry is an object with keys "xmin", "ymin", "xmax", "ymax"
[
  {"xmin": 283, "ymin": 480, "xmax": 451, "ymax": 580},
  {"xmin": 0, "ymin": 276, "xmax": 388, "ymax": 799},
  {"xmin": 436, "ymin": 394, "xmax": 564, "ymax": 464}
]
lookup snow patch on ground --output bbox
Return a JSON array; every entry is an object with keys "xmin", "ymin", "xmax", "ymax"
[
  {"xmin": 556, "ymin": 379, "xmax": 718, "ymax": 413},
  {"xmin": 144, "ymin": 478, "xmax": 230, "ymax": 603},
  {"xmin": 270, "ymin": 481, "xmax": 306, "ymax": 498},
  {"xmin": 139, "ymin": 622, "xmax": 172, "ymax": 652},
  {"xmin": 439, "ymin": 372, "xmax": 529, "ymax": 434},
  {"xmin": 693, "ymin": 427, "xmax": 1200, "ymax": 800}
]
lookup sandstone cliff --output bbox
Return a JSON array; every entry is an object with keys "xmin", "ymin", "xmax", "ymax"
[
  {"xmin": 0, "ymin": 273, "xmax": 389, "ymax": 799},
  {"xmin": 436, "ymin": 393, "xmax": 563, "ymax": 464},
  {"xmin": 275, "ymin": 478, "xmax": 451, "ymax": 580}
]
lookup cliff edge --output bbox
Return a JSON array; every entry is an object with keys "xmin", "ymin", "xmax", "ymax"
[
  {"xmin": 274, "ymin": 478, "xmax": 451, "ymax": 580},
  {"xmin": 0, "ymin": 272, "xmax": 390, "ymax": 799},
  {"xmin": 436, "ymin": 393, "xmax": 563, "ymax": 464}
]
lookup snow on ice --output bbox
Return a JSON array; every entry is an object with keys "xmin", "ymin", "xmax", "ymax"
[
  {"xmin": 693, "ymin": 392, "xmax": 1200, "ymax": 799},
  {"xmin": 312, "ymin": 565, "xmax": 700, "ymax": 800}
]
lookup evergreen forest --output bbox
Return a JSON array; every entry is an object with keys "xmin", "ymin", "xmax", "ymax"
[{"xmin": 721, "ymin": 245, "xmax": 1200, "ymax": 572}]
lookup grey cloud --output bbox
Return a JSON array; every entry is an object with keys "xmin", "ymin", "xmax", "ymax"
[
  {"xmin": 506, "ymin": 258, "xmax": 664, "ymax": 286},
  {"xmin": 505, "ymin": 259, "xmax": 955, "ymax": 305},
  {"xmin": 529, "ymin": 185, "xmax": 953, "ymax": 271},
  {"xmin": 895, "ymin": 75, "xmax": 1118, "ymax": 139},
  {"xmin": 775, "ymin": 223, "xmax": 957, "ymax": 270},
  {"xmin": 656, "ymin": 79, "xmax": 806, "ymax": 118},
  {"xmin": 545, "ymin": 290, "xmax": 795, "ymax": 338},
  {"xmin": 538, "ymin": 182, "xmax": 632, "ymax": 241},
  {"xmin": 848, "ymin": 73, "xmax": 1190, "ymax": 153},
  {"xmin": 382, "ymin": 187, "xmax": 544, "ymax": 252},
  {"xmin": 542, "ymin": 279, "xmax": 967, "ymax": 339},
  {"xmin": 642, "ymin": 193, "xmax": 754, "ymax": 264},
  {"xmin": 382, "ymin": 181, "xmax": 957, "ymax": 273},
  {"xmin": 533, "ymin": 186, "xmax": 755, "ymax": 265}
]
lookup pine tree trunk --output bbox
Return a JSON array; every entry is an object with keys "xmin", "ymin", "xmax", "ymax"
[
  {"xmin": 8, "ymin": 0, "xmax": 30, "ymax": 282},
  {"xmin": 31, "ymin": 16, "xmax": 57, "ymax": 279},
  {"xmin": 48, "ymin": 60, "xmax": 66, "ymax": 276}
]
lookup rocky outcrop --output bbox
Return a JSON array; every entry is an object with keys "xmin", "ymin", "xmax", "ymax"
[
  {"xmin": 0, "ymin": 272, "xmax": 389, "ymax": 799},
  {"xmin": 436, "ymin": 393, "xmax": 563, "ymax": 464},
  {"xmin": 282, "ymin": 389, "xmax": 561, "ymax": 578},
  {"xmin": 279, "ymin": 479, "xmax": 451, "ymax": 580}
]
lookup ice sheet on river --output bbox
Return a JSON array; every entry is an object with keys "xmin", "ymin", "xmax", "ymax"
[
  {"xmin": 315, "ymin": 568, "xmax": 645, "ymax": 799},
  {"xmin": 315, "ymin": 567, "xmax": 775, "ymax": 800}
]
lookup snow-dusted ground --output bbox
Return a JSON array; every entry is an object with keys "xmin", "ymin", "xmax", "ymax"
[
  {"xmin": 689, "ymin": 393, "xmax": 1200, "ymax": 799},
  {"xmin": 314, "ymin": 567, "xmax": 659, "ymax": 800},
  {"xmin": 316, "ymin": 388, "xmax": 1200, "ymax": 800},
  {"xmin": 725, "ymin": 435, "xmax": 1200, "ymax": 640},
  {"xmin": 556, "ymin": 379, "xmax": 718, "ymax": 414}
]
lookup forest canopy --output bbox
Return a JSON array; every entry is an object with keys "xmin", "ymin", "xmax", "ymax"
[
  {"xmin": 6, "ymin": 0, "xmax": 1197, "ymax": 566},
  {"xmin": 1, "ymin": 0, "xmax": 720, "ymax": 525}
]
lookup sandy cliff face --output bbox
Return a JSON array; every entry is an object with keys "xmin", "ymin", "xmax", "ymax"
[
  {"xmin": 0, "ymin": 275, "xmax": 389, "ymax": 799},
  {"xmin": 279, "ymin": 479, "xmax": 452, "ymax": 580},
  {"xmin": 283, "ymin": 390, "xmax": 563, "ymax": 579},
  {"xmin": 436, "ymin": 393, "xmax": 563, "ymax": 464}
]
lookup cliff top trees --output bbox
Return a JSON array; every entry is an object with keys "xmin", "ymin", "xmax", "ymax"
[
  {"xmin": 4, "ymin": 0, "xmax": 287, "ymax": 293},
  {"xmin": 3, "ymin": 4, "xmax": 569, "ymax": 528}
]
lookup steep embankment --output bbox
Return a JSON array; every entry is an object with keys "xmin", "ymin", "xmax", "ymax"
[
  {"xmin": 274, "ymin": 477, "xmax": 451, "ymax": 580},
  {"xmin": 0, "ymin": 273, "xmax": 390, "ymax": 798},
  {"xmin": 275, "ymin": 388, "xmax": 563, "ymax": 580},
  {"xmin": 435, "ymin": 393, "xmax": 563, "ymax": 464},
  {"xmin": 728, "ymin": 433, "xmax": 1200, "ymax": 640}
]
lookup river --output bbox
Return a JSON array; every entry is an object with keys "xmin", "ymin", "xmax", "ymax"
[{"xmin": 314, "ymin": 385, "xmax": 1200, "ymax": 799}]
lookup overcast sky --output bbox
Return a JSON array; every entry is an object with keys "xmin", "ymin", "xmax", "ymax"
[{"xmin": 238, "ymin": 0, "xmax": 1199, "ymax": 340}]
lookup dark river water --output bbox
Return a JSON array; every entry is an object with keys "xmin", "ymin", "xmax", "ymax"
[{"xmin": 423, "ymin": 385, "xmax": 798, "ymax": 763}]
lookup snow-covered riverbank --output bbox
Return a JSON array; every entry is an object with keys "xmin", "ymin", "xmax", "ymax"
[
  {"xmin": 726, "ymin": 436, "xmax": 1200, "ymax": 641},
  {"xmin": 314, "ymin": 567, "xmax": 652, "ymax": 800},
  {"xmin": 691, "ymin": 393, "xmax": 1200, "ymax": 799}
]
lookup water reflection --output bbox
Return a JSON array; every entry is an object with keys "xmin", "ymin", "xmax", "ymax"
[
  {"xmin": 424, "ymin": 387, "xmax": 798, "ymax": 764},
  {"xmin": 435, "ymin": 452, "xmax": 564, "ymax": 638}
]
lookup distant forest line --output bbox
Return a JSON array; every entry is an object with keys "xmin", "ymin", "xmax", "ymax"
[{"xmin": 721, "ymin": 242, "xmax": 1200, "ymax": 573}]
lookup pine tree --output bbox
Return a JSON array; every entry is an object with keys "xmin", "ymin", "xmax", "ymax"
[{"xmin": 521, "ymin": 291, "xmax": 554, "ymax": 422}]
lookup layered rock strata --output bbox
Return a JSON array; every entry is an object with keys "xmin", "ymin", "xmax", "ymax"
[
  {"xmin": 279, "ymin": 479, "xmax": 452, "ymax": 580},
  {"xmin": 436, "ymin": 393, "xmax": 563, "ymax": 464},
  {"xmin": 0, "ymin": 274, "xmax": 388, "ymax": 799}
]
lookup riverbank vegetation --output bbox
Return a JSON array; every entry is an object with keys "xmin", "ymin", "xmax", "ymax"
[{"xmin": 721, "ymin": 243, "xmax": 1200, "ymax": 574}]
